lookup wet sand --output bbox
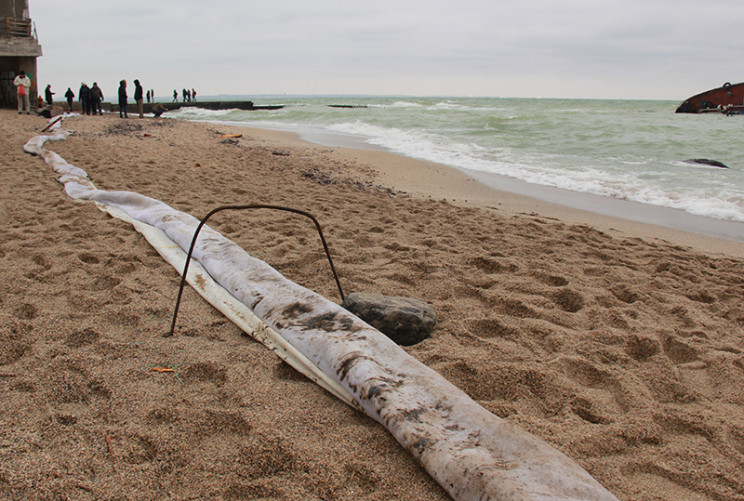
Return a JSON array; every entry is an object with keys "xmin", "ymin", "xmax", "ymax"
[
  {"xmin": 2, "ymin": 110, "xmax": 743, "ymax": 500},
  {"xmin": 249, "ymin": 123, "xmax": 744, "ymax": 257}
]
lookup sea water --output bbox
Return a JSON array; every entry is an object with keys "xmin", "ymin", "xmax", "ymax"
[{"xmin": 168, "ymin": 97, "xmax": 744, "ymax": 235}]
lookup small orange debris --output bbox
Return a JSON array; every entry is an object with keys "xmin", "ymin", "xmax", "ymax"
[{"xmin": 151, "ymin": 367, "xmax": 175, "ymax": 373}]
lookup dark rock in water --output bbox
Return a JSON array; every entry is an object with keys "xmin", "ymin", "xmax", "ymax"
[
  {"xmin": 683, "ymin": 159, "xmax": 729, "ymax": 169},
  {"xmin": 342, "ymin": 292, "xmax": 436, "ymax": 346}
]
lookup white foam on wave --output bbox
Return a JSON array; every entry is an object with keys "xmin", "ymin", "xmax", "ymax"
[
  {"xmin": 326, "ymin": 120, "xmax": 744, "ymax": 223},
  {"xmin": 380, "ymin": 100, "xmax": 425, "ymax": 108},
  {"xmin": 168, "ymin": 107, "xmax": 240, "ymax": 119},
  {"xmin": 171, "ymin": 97, "xmax": 744, "ymax": 224}
]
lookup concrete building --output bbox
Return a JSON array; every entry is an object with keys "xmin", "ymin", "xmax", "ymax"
[{"xmin": 0, "ymin": 0, "xmax": 42, "ymax": 109}]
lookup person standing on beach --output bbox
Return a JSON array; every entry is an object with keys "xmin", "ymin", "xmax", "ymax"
[
  {"xmin": 44, "ymin": 84, "xmax": 55, "ymax": 106},
  {"xmin": 192, "ymin": 88, "xmax": 197, "ymax": 102},
  {"xmin": 134, "ymin": 79, "xmax": 144, "ymax": 118},
  {"xmin": 118, "ymin": 80, "xmax": 128, "ymax": 118},
  {"xmin": 14, "ymin": 71, "xmax": 31, "ymax": 114},
  {"xmin": 79, "ymin": 83, "xmax": 90, "ymax": 115},
  {"xmin": 146, "ymin": 90, "xmax": 150, "ymax": 103},
  {"xmin": 90, "ymin": 83, "xmax": 104, "ymax": 115},
  {"xmin": 173, "ymin": 89, "xmax": 178, "ymax": 102},
  {"xmin": 64, "ymin": 88, "xmax": 74, "ymax": 112}
]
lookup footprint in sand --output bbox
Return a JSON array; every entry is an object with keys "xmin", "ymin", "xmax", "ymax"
[
  {"xmin": 467, "ymin": 317, "xmax": 519, "ymax": 340},
  {"xmin": 146, "ymin": 407, "xmax": 180, "ymax": 425},
  {"xmin": 553, "ymin": 356, "xmax": 630, "ymax": 423},
  {"xmin": 610, "ymin": 285, "xmax": 640, "ymax": 304},
  {"xmin": 14, "ymin": 302, "xmax": 38, "ymax": 320},
  {"xmin": 45, "ymin": 362, "xmax": 112, "ymax": 404},
  {"xmin": 662, "ymin": 335, "xmax": 700, "ymax": 364},
  {"xmin": 533, "ymin": 272, "xmax": 569, "ymax": 287},
  {"xmin": 77, "ymin": 252, "xmax": 100, "ymax": 265},
  {"xmin": 625, "ymin": 334, "xmax": 661, "ymax": 361},
  {"xmin": 467, "ymin": 256, "xmax": 518, "ymax": 275},
  {"xmin": 553, "ymin": 288, "xmax": 585, "ymax": 313},
  {"xmin": 0, "ymin": 341, "xmax": 28, "ymax": 365},
  {"xmin": 182, "ymin": 361, "xmax": 228, "ymax": 386},
  {"xmin": 65, "ymin": 327, "xmax": 100, "ymax": 348}
]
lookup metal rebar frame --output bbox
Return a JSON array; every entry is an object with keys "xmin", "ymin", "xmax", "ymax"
[{"xmin": 166, "ymin": 204, "xmax": 345, "ymax": 337}]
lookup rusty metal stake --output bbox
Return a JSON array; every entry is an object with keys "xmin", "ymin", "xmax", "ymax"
[
  {"xmin": 166, "ymin": 204, "xmax": 345, "ymax": 337},
  {"xmin": 39, "ymin": 115, "xmax": 64, "ymax": 133}
]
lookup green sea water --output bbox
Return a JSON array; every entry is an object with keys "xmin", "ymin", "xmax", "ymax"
[{"xmin": 169, "ymin": 97, "xmax": 744, "ymax": 229}]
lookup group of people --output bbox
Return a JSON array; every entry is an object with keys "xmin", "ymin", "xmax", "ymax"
[
  {"xmin": 116, "ymin": 79, "xmax": 147, "ymax": 118},
  {"xmin": 173, "ymin": 88, "xmax": 197, "ymax": 103},
  {"xmin": 13, "ymin": 70, "xmax": 170, "ymax": 119},
  {"xmin": 43, "ymin": 79, "xmax": 152, "ymax": 118},
  {"xmin": 13, "ymin": 71, "xmax": 68, "ymax": 115},
  {"xmin": 118, "ymin": 81, "xmax": 168, "ymax": 117},
  {"xmin": 69, "ymin": 82, "xmax": 106, "ymax": 115}
]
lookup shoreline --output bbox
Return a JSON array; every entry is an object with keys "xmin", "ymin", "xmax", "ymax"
[{"xmin": 231, "ymin": 123, "xmax": 744, "ymax": 259}]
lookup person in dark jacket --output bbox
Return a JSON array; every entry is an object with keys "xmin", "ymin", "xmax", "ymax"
[
  {"xmin": 64, "ymin": 88, "xmax": 74, "ymax": 112},
  {"xmin": 118, "ymin": 80, "xmax": 128, "ymax": 118},
  {"xmin": 134, "ymin": 79, "xmax": 144, "ymax": 118},
  {"xmin": 44, "ymin": 84, "xmax": 55, "ymax": 106},
  {"xmin": 89, "ymin": 82, "xmax": 104, "ymax": 115},
  {"xmin": 79, "ymin": 83, "xmax": 90, "ymax": 115}
]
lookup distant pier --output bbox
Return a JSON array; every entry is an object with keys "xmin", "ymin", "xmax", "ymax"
[{"xmin": 54, "ymin": 100, "xmax": 284, "ymax": 114}]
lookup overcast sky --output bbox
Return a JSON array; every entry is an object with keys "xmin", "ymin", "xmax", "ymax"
[{"xmin": 30, "ymin": 0, "xmax": 744, "ymax": 101}]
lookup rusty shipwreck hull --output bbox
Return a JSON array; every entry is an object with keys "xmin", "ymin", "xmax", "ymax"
[{"xmin": 676, "ymin": 81, "xmax": 744, "ymax": 113}]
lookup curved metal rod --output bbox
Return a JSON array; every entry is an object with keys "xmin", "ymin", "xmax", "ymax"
[{"xmin": 166, "ymin": 204, "xmax": 345, "ymax": 337}]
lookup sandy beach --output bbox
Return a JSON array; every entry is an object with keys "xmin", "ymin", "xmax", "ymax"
[{"xmin": 2, "ymin": 109, "xmax": 744, "ymax": 500}]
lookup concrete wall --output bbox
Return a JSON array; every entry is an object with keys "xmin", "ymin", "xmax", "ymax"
[
  {"xmin": 0, "ymin": 56, "xmax": 39, "ymax": 109},
  {"xmin": 0, "ymin": 35, "xmax": 42, "ymax": 57},
  {"xmin": 0, "ymin": 1, "xmax": 42, "ymax": 108},
  {"xmin": 0, "ymin": 0, "xmax": 30, "ymax": 19},
  {"xmin": 52, "ymin": 101, "xmax": 114, "ymax": 113}
]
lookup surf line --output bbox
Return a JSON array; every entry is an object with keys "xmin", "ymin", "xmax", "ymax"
[{"xmin": 24, "ymin": 120, "xmax": 619, "ymax": 501}]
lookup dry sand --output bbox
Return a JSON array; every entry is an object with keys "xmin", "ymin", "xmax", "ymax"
[{"xmin": 1, "ymin": 110, "xmax": 744, "ymax": 500}]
